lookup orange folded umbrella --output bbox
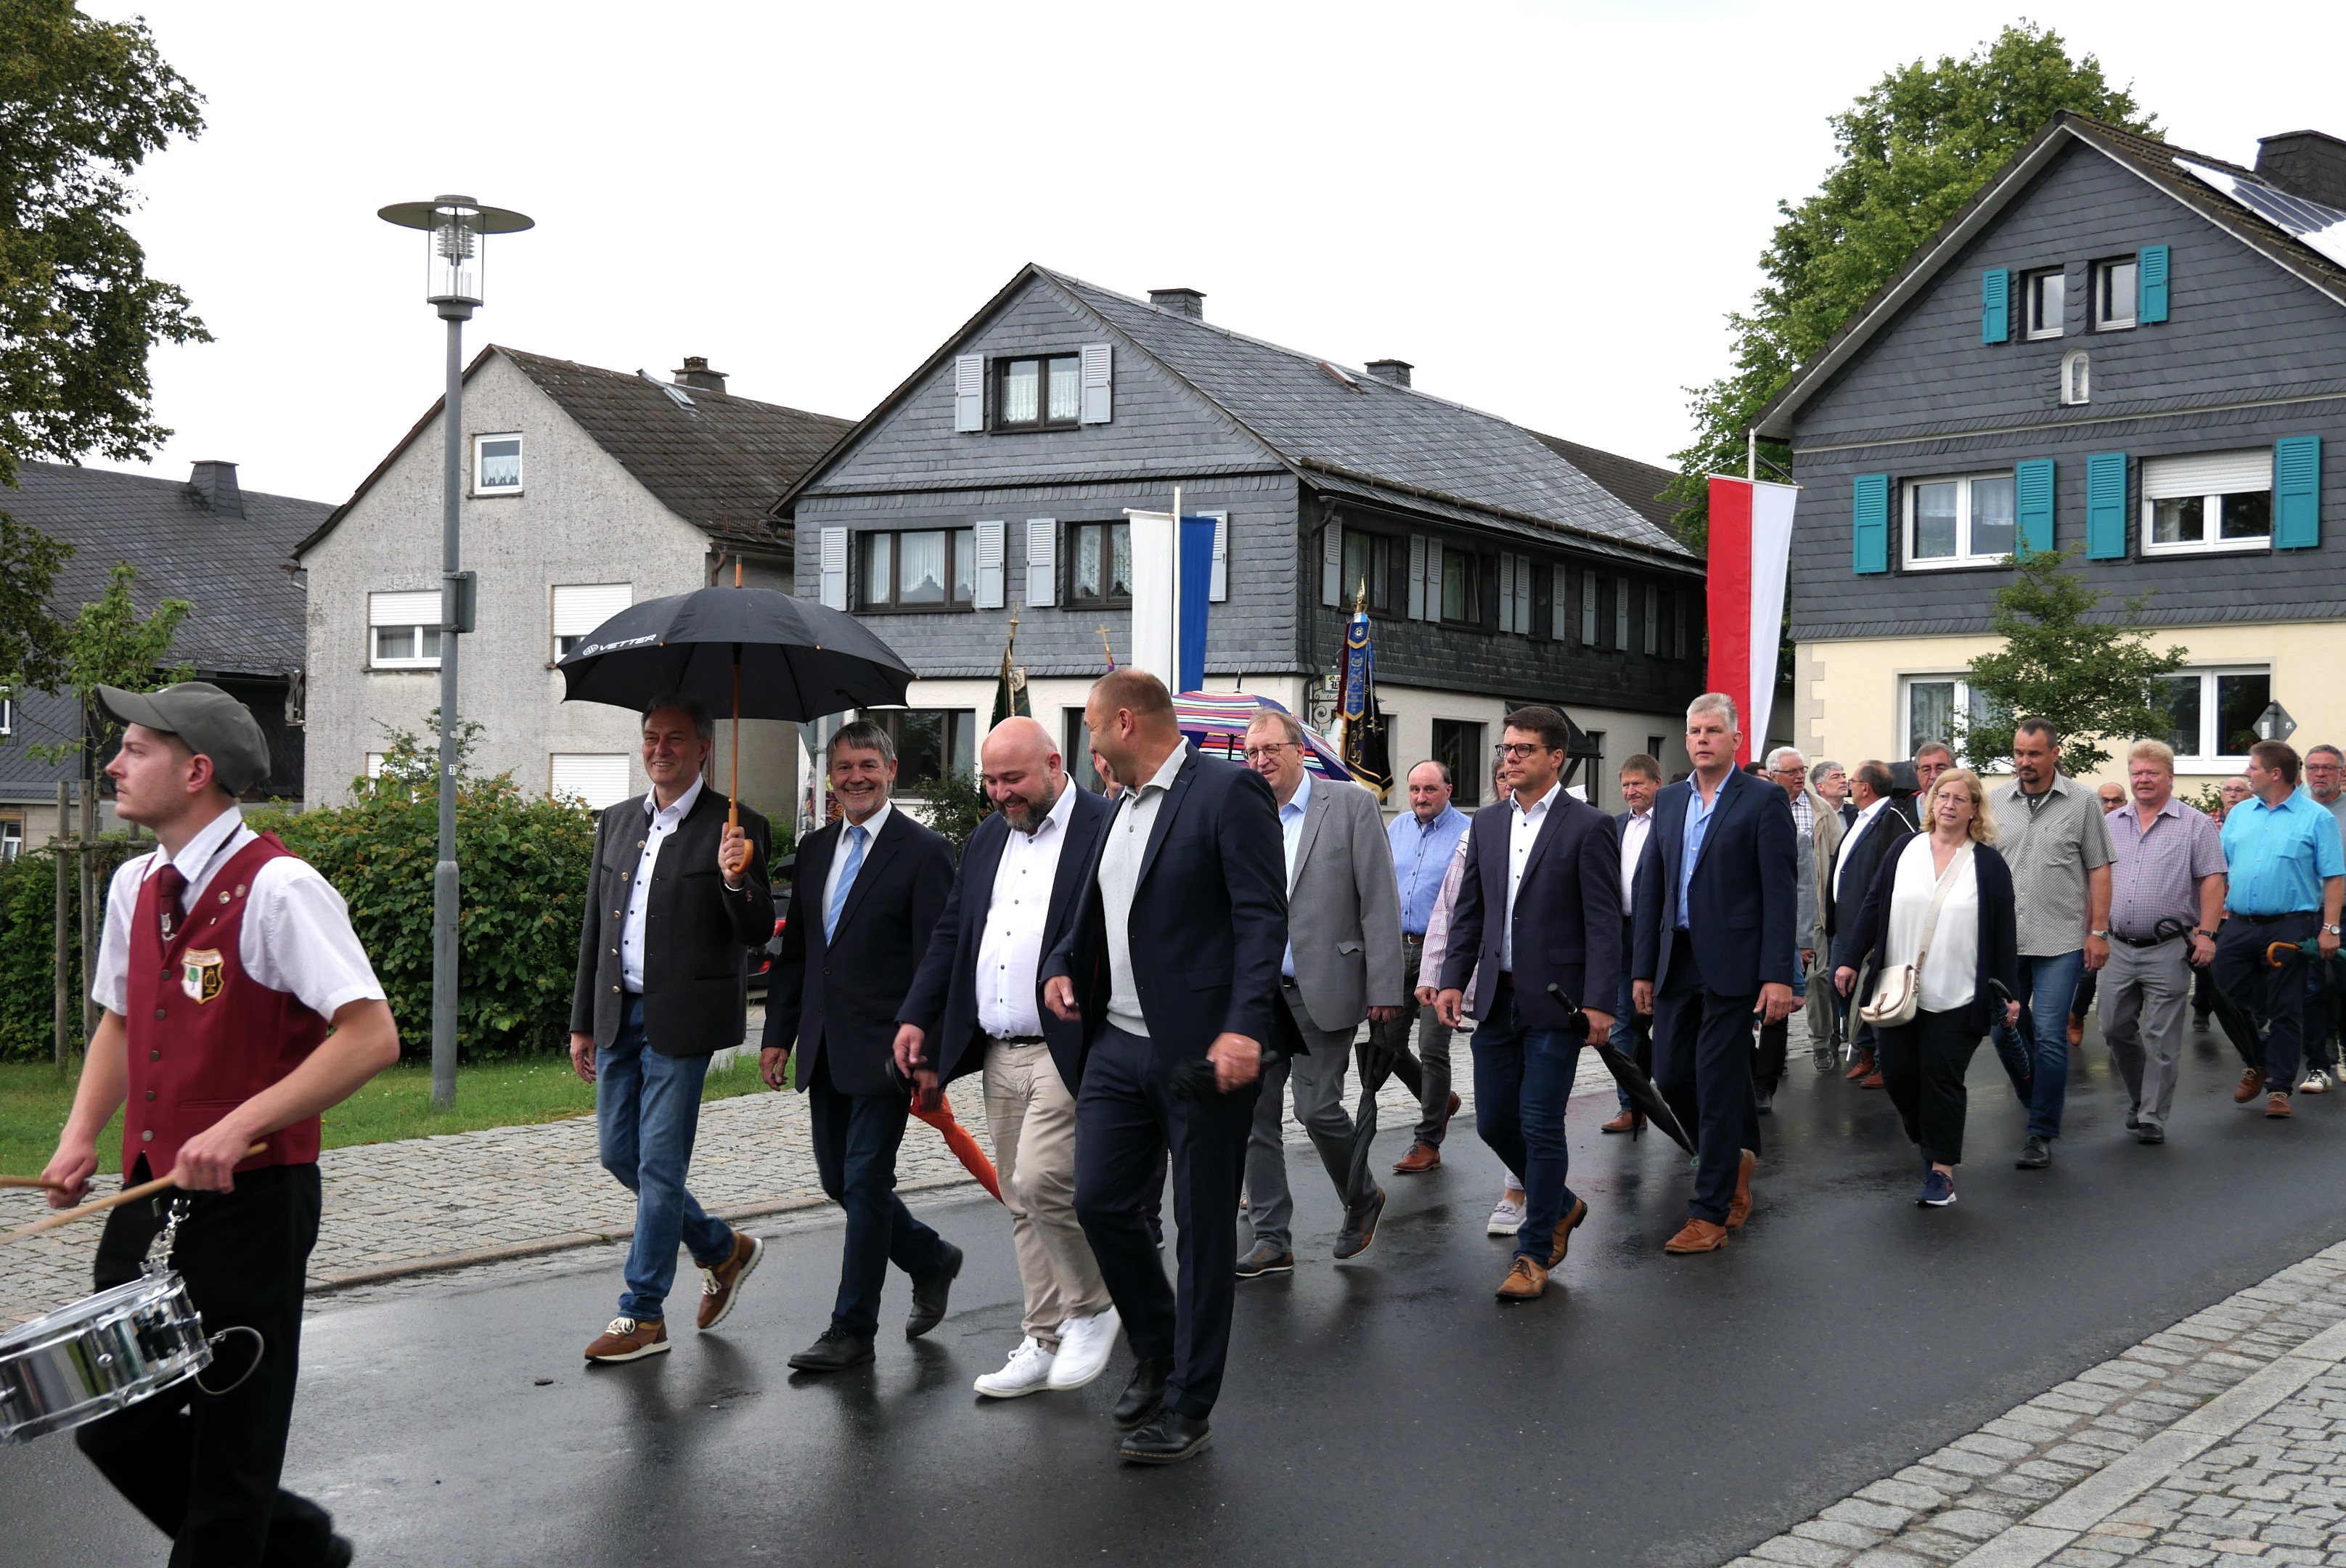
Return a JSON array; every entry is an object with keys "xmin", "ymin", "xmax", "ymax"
[{"xmin": 912, "ymin": 1092, "xmax": 1002, "ymax": 1204}]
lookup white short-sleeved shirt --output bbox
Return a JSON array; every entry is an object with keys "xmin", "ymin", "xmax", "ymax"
[{"xmin": 92, "ymin": 806, "xmax": 386, "ymax": 1023}]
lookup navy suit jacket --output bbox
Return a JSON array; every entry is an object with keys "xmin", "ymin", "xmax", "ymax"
[
  {"xmin": 1632, "ymin": 765, "xmax": 1799, "ymax": 999},
  {"xmin": 764, "ymin": 805, "xmax": 956, "ymax": 1097},
  {"xmin": 898, "ymin": 785, "xmax": 1113, "ymax": 1094},
  {"xmin": 1041, "ymin": 748, "xmax": 1286, "ymax": 1076},
  {"xmin": 1439, "ymin": 790, "xmax": 1622, "ymax": 1031}
]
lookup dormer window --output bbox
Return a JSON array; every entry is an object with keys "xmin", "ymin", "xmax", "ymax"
[
  {"xmin": 2093, "ymin": 258, "xmax": 2138, "ymax": 330},
  {"xmin": 996, "ymin": 355, "xmax": 1081, "ymax": 430},
  {"xmin": 2024, "ymin": 269, "xmax": 2064, "ymax": 339}
]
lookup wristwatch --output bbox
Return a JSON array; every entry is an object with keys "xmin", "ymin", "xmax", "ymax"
[
  {"xmin": 2090, "ymin": 929, "xmax": 2111, "ymax": 941},
  {"xmin": 2191, "ymin": 928, "xmax": 2215, "ymax": 941},
  {"xmin": 2327, "ymin": 923, "xmax": 2342, "ymax": 936}
]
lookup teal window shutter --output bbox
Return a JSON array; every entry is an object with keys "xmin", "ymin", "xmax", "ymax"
[
  {"xmin": 2276, "ymin": 436, "xmax": 2322, "ymax": 550},
  {"xmin": 2138, "ymin": 245, "xmax": 2170, "ymax": 324},
  {"xmin": 2016, "ymin": 460, "xmax": 2055, "ymax": 554},
  {"xmin": 2085, "ymin": 452, "xmax": 2128, "ymax": 560},
  {"xmin": 1853, "ymin": 474, "xmax": 1890, "ymax": 573},
  {"xmin": 1982, "ymin": 269, "xmax": 2011, "ymax": 343}
]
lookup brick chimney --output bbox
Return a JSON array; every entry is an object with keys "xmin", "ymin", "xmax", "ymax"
[
  {"xmin": 1148, "ymin": 287, "xmax": 1205, "ymax": 320},
  {"xmin": 1365, "ymin": 359, "xmax": 1413, "ymax": 388},
  {"xmin": 189, "ymin": 460, "xmax": 243, "ymax": 519},
  {"xmin": 672, "ymin": 356, "xmax": 729, "ymax": 395},
  {"xmin": 2255, "ymin": 130, "xmax": 2346, "ymax": 210}
]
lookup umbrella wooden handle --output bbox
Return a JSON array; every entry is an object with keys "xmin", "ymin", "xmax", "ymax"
[{"xmin": 0, "ymin": 1143, "xmax": 268, "ymax": 1245}]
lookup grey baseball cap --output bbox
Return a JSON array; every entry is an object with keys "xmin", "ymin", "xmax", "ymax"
[{"xmin": 97, "ymin": 682, "xmax": 271, "ymax": 795}]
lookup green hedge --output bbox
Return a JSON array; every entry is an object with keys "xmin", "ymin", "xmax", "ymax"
[{"xmin": 0, "ymin": 837, "xmax": 142, "ymax": 1063}]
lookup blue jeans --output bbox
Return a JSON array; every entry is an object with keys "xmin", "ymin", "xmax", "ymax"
[
  {"xmin": 1471, "ymin": 983, "xmax": 1585, "ymax": 1265},
  {"xmin": 1990, "ymin": 950, "xmax": 2085, "ymax": 1140},
  {"xmin": 597, "ymin": 994, "xmax": 734, "ymax": 1320}
]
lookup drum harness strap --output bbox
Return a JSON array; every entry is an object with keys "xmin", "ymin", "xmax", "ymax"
[{"xmin": 144, "ymin": 1197, "xmax": 265, "ymax": 1399}]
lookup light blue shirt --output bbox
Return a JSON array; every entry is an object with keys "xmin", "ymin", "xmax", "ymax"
[
  {"xmin": 1388, "ymin": 803, "xmax": 1469, "ymax": 937},
  {"xmin": 2222, "ymin": 788, "xmax": 2346, "ymax": 917},
  {"xmin": 1676, "ymin": 769, "xmax": 1733, "ymax": 931},
  {"xmin": 1278, "ymin": 768, "xmax": 1313, "ymax": 978}
]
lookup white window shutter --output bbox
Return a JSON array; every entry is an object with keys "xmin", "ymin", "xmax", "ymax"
[
  {"xmin": 973, "ymin": 520, "xmax": 1006, "ymax": 609},
  {"xmin": 1515, "ymin": 555, "xmax": 1533, "ymax": 636},
  {"xmin": 1497, "ymin": 554, "xmax": 1516, "ymax": 632},
  {"xmin": 1425, "ymin": 539, "xmax": 1442, "ymax": 618},
  {"xmin": 1025, "ymin": 519, "xmax": 1057, "ymax": 608},
  {"xmin": 1321, "ymin": 520, "xmax": 1343, "ymax": 607},
  {"xmin": 1079, "ymin": 343, "xmax": 1113, "ymax": 424},
  {"xmin": 1206, "ymin": 511, "xmax": 1229, "ymax": 602},
  {"xmin": 953, "ymin": 354, "xmax": 984, "ymax": 433},
  {"xmin": 819, "ymin": 527, "xmax": 849, "ymax": 610},
  {"xmin": 1407, "ymin": 536, "xmax": 1426, "ymax": 620},
  {"xmin": 1550, "ymin": 565, "xmax": 1567, "ymax": 639}
]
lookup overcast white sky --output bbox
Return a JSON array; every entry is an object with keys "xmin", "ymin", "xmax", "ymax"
[{"xmin": 74, "ymin": 1, "xmax": 2346, "ymax": 507}]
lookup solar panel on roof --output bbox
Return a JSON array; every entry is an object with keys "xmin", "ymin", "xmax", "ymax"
[{"xmin": 2175, "ymin": 158, "xmax": 2346, "ymax": 269}]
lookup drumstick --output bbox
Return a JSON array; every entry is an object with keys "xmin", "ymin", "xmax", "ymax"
[
  {"xmin": 0, "ymin": 1143, "xmax": 268, "ymax": 1246},
  {"xmin": 0, "ymin": 1175, "xmax": 71, "ymax": 1191}
]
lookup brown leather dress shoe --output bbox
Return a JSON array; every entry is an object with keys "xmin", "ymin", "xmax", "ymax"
[
  {"xmin": 2235, "ymin": 1066, "xmax": 2267, "ymax": 1103},
  {"xmin": 1442, "ymin": 1090, "xmax": 1462, "ymax": 1138},
  {"xmin": 1844, "ymin": 1050, "xmax": 1875, "ymax": 1082},
  {"xmin": 1725, "ymin": 1149, "xmax": 1756, "ymax": 1230},
  {"xmin": 1600, "ymin": 1108, "xmax": 1641, "ymax": 1134},
  {"xmin": 1546, "ymin": 1198, "xmax": 1589, "ymax": 1267},
  {"xmin": 2066, "ymin": 1015, "xmax": 2085, "ymax": 1048},
  {"xmin": 697, "ymin": 1230, "xmax": 764, "ymax": 1331},
  {"xmin": 1496, "ymin": 1257, "xmax": 1549, "ymax": 1300},
  {"xmin": 1663, "ymin": 1219, "xmax": 1729, "ymax": 1254},
  {"xmin": 2267, "ymin": 1091, "xmax": 2293, "ymax": 1118},
  {"xmin": 1392, "ymin": 1142, "xmax": 1442, "ymax": 1175},
  {"xmin": 1860, "ymin": 1069, "xmax": 1884, "ymax": 1089}
]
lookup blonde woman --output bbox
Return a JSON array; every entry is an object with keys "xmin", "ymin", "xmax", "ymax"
[{"xmin": 1834, "ymin": 769, "xmax": 2022, "ymax": 1208}]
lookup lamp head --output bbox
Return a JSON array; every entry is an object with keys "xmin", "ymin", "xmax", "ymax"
[{"xmin": 378, "ymin": 195, "xmax": 533, "ymax": 311}]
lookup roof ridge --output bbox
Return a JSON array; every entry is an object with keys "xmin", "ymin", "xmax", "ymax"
[
  {"xmin": 492, "ymin": 344, "xmax": 851, "ymax": 427},
  {"xmin": 19, "ymin": 457, "xmax": 332, "ymax": 512}
]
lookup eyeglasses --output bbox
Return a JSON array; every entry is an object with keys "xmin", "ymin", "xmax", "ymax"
[
  {"xmin": 1241, "ymin": 743, "xmax": 1298, "ymax": 761},
  {"xmin": 1773, "ymin": 765, "xmax": 1807, "ymax": 777},
  {"xmin": 1497, "ymin": 743, "xmax": 1552, "ymax": 760}
]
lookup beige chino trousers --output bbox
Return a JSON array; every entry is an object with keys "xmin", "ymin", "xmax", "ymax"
[{"xmin": 981, "ymin": 1039, "xmax": 1112, "ymax": 1347}]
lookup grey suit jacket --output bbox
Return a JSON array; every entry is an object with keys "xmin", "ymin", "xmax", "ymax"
[{"xmin": 1283, "ymin": 775, "xmax": 1405, "ymax": 1033}]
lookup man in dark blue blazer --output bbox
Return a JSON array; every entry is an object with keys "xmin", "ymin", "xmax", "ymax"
[
  {"xmin": 1632, "ymin": 695, "xmax": 1799, "ymax": 1254},
  {"xmin": 762, "ymin": 720, "xmax": 960, "ymax": 1373},
  {"xmin": 1041, "ymin": 670, "xmax": 1286, "ymax": 1466},
  {"xmin": 1435, "ymin": 706, "xmax": 1620, "ymax": 1302},
  {"xmin": 896, "ymin": 716, "xmax": 1119, "ymax": 1400}
]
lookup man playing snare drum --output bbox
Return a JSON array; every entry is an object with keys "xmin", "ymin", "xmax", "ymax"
[{"xmin": 41, "ymin": 683, "xmax": 400, "ymax": 1567}]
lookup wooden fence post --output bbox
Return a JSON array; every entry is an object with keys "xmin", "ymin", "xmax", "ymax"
[
  {"xmin": 78, "ymin": 769, "xmax": 98, "ymax": 1039},
  {"xmin": 54, "ymin": 780, "xmax": 71, "ymax": 1068}
]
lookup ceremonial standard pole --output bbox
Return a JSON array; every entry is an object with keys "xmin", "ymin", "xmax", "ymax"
[{"xmin": 377, "ymin": 196, "xmax": 534, "ymax": 1106}]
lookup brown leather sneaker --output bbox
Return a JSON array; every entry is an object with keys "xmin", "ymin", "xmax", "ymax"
[
  {"xmin": 1664, "ymin": 1218, "xmax": 1730, "ymax": 1254},
  {"xmin": 1391, "ymin": 1142, "xmax": 1442, "ymax": 1175},
  {"xmin": 1860, "ymin": 1069, "xmax": 1885, "ymax": 1089},
  {"xmin": 1546, "ymin": 1197, "xmax": 1589, "ymax": 1268},
  {"xmin": 2235, "ymin": 1066, "xmax": 2267, "ymax": 1103},
  {"xmin": 697, "ymin": 1230, "xmax": 764, "ymax": 1331},
  {"xmin": 1495, "ymin": 1257, "xmax": 1548, "ymax": 1301},
  {"xmin": 584, "ymin": 1316, "xmax": 669, "ymax": 1363},
  {"xmin": 2267, "ymin": 1091, "xmax": 2293, "ymax": 1119},
  {"xmin": 1844, "ymin": 1050, "xmax": 1875, "ymax": 1082},
  {"xmin": 1725, "ymin": 1149, "xmax": 1757, "ymax": 1230}
]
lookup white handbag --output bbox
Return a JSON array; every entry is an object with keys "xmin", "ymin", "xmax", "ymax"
[{"xmin": 1860, "ymin": 843, "xmax": 1971, "ymax": 1029}]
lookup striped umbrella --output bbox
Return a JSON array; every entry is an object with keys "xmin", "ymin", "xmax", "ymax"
[{"xmin": 1172, "ymin": 691, "xmax": 1355, "ymax": 783}]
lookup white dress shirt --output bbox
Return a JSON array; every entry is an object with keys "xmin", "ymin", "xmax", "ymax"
[
  {"xmin": 976, "ymin": 783, "xmax": 1076, "ymax": 1040},
  {"xmin": 93, "ymin": 804, "xmax": 385, "ymax": 1021},
  {"xmin": 1277, "ymin": 767, "xmax": 1313, "ymax": 978},
  {"xmin": 1501, "ymin": 782, "xmax": 1557, "ymax": 973},
  {"xmin": 820, "ymin": 797, "xmax": 894, "ymax": 942},
  {"xmin": 1619, "ymin": 807, "xmax": 1653, "ymax": 919},
  {"xmin": 1885, "ymin": 836, "xmax": 1982, "ymax": 1012},
  {"xmin": 1835, "ymin": 796, "xmax": 1892, "ymax": 904},
  {"xmin": 621, "ymin": 775, "xmax": 705, "ymax": 992},
  {"xmin": 1100, "ymin": 742, "xmax": 1188, "ymax": 1037}
]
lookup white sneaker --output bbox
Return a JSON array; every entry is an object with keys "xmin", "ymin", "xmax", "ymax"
[
  {"xmin": 973, "ymin": 1337, "xmax": 1057, "ymax": 1399},
  {"xmin": 2303, "ymin": 1069, "xmax": 2334, "ymax": 1095},
  {"xmin": 1487, "ymin": 1193, "xmax": 1527, "ymax": 1236},
  {"xmin": 1045, "ymin": 1307, "xmax": 1121, "ymax": 1389}
]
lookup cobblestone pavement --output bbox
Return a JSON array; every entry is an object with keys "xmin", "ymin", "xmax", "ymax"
[{"xmin": 1722, "ymin": 1237, "xmax": 2346, "ymax": 1568}]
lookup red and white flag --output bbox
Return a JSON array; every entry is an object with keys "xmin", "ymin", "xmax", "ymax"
[{"xmin": 1706, "ymin": 476, "xmax": 1799, "ymax": 767}]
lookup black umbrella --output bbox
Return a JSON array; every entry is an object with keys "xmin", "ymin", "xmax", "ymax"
[
  {"xmin": 557, "ymin": 578, "xmax": 913, "ymax": 828},
  {"xmin": 1550, "ymin": 984, "xmax": 1696, "ymax": 1155}
]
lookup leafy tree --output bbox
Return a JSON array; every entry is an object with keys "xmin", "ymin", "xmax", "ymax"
[
  {"xmin": 30, "ymin": 560, "xmax": 193, "ymax": 775},
  {"xmin": 1664, "ymin": 23, "xmax": 2154, "ymax": 550},
  {"xmin": 0, "ymin": 512, "xmax": 71, "ymax": 700},
  {"xmin": 1958, "ymin": 547, "xmax": 2186, "ymax": 777}
]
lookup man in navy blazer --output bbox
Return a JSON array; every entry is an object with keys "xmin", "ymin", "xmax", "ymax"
[
  {"xmin": 762, "ymin": 720, "xmax": 960, "ymax": 1373},
  {"xmin": 896, "ymin": 717, "xmax": 1119, "ymax": 1401},
  {"xmin": 1041, "ymin": 669, "xmax": 1286, "ymax": 1466},
  {"xmin": 1435, "ymin": 706, "xmax": 1620, "ymax": 1302},
  {"xmin": 1632, "ymin": 693, "xmax": 1800, "ymax": 1254}
]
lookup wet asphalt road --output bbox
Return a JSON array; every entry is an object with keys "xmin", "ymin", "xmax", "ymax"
[{"xmin": 7, "ymin": 1029, "xmax": 2344, "ymax": 1568}]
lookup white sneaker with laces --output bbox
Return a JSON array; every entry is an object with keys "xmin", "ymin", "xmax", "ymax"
[
  {"xmin": 973, "ymin": 1337, "xmax": 1057, "ymax": 1398},
  {"xmin": 1045, "ymin": 1307, "xmax": 1121, "ymax": 1389},
  {"xmin": 1487, "ymin": 1193, "xmax": 1527, "ymax": 1236},
  {"xmin": 2303, "ymin": 1069, "xmax": 2334, "ymax": 1095}
]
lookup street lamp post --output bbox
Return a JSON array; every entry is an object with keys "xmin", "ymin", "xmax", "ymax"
[{"xmin": 377, "ymin": 195, "xmax": 534, "ymax": 1107}]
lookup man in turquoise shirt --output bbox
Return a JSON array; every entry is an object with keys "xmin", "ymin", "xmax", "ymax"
[{"xmin": 2215, "ymin": 740, "xmax": 2345, "ymax": 1116}]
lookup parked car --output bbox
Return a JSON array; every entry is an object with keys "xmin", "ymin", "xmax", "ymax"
[{"xmin": 747, "ymin": 854, "xmax": 793, "ymax": 995}]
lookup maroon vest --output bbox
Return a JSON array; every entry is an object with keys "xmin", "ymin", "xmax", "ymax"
[{"xmin": 123, "ymin": 833, "xmax": 330, "ymax": 1176}]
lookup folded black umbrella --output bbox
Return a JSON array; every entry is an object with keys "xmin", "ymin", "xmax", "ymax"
[
  {"xmin": 557, "ymin": 585, "xmax": 912, "ymax": 722},
  {"xmin": 1546, "ymin": 984, "xmax": 1696, "ymax": 1155},
  {"xmin": 2202, "ymin": 973, "xmax": 2265, "ymax": 1072}
]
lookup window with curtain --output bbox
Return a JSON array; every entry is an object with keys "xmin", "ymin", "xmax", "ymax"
[
  {"xmin": 1067, "ymin": 521, "xmax": 1132, "ymax": 607},
  {"xmin": 994, "ymin": 355, "xmax": 1082, "ymax": 429},
  {"xmin": 1905, "ymin": 473, "xmax": 2017, "ymax": 568},
  {"xmin": 859, "ymin": 529, "xmax": 976, "ymax": 611},
  {"xmin": 2143, "ymin": 450, "xmax": 2272, "ymax": 555}
]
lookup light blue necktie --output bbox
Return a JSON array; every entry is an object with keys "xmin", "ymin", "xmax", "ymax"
[{"xmin": 826, "ymin": 824, "xmax": 867, "ymax": 944}]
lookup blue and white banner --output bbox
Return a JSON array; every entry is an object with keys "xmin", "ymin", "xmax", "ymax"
[{"xmin": 1123, "ymin": 506, "xmax": 1218, "ymax": 693}]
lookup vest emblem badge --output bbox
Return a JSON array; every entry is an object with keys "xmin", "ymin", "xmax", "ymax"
[{"xmin": 181, "ymin": 948, "xmax": 226, "ymax": 1004}]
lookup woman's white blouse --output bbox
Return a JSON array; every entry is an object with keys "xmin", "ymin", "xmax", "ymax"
[{"xmin": 1883, "ymin": 836, "xmax": 1981, "ymax": 1013}]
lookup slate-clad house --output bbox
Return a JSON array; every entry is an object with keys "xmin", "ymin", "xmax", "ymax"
[
  {"xmin": 774, "ymin": 266, "xmax": 1707, "ymax": 810},
  {"xmin": 1760, "ymin": 114, "xmax": 2346, "ymax": 784},
  {"xmin": 0, "ymin": 460, "xmax": 321, "ymax": 854},
  {"xmin": 298, "ymin": 349, "xmax": 851, "ymax": 817}
]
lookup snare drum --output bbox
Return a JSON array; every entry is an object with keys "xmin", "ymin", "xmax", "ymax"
[{"xmin": 0, "ymin": 1270, "xmax": 211, "ymax": 1445}]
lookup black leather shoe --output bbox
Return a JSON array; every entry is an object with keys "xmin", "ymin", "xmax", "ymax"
[
  {"xmin": 788, "ymin": 1328, "xmax": 876, "ymax": 1373},
  {"xmin": 2125, "ymin": 1110, "xmax": 2141, "ymax": 1130},
  {"xmin": 324, "ymin": 1536, "xmax": 356, "ymax": 1568},
  {"xmin": 906, "ymin": 1242, "xmax": 963, "ymax": 1339},
  {"xmin": 2135, "ymin": 1124, "xmax": 2165, "ymax": 1144},
  {"xmin": 1111, "ymin": 1355, "xmax": 1172, "ymax": 1429},
  {"xmin": 1754, "ymin": 1089, "xmax": 1774, "ymax": 1114},
  {"xmin": 2015, "ymin": 1135, "xmax": 2051, "ymax": 1170},
  {"xmin": 1119, "ymin": 1409, "xmax": 1212, "ymax": 1464},
  {"xmin": 1333, "ymin": 1185, "xmax": 1386, "ymax": 1261}
]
